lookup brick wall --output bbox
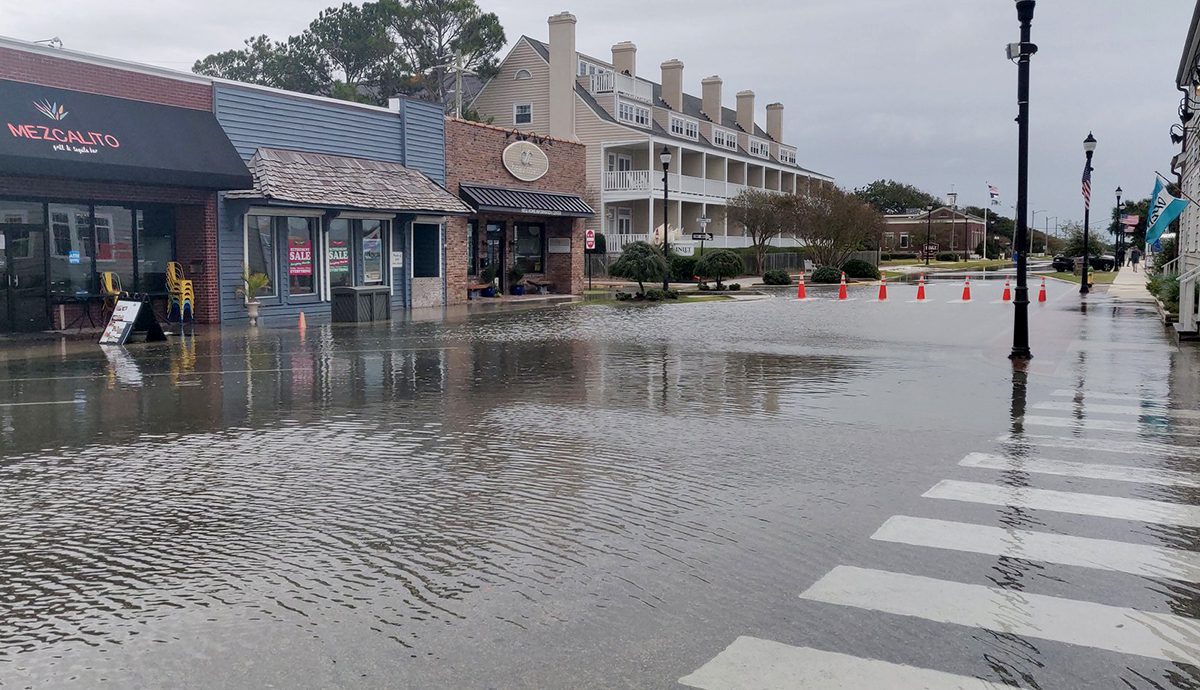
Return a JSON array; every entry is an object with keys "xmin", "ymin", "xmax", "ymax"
[
  {"xmin": 0, "ymin": 46, "xmax": 212, "ymax": 110},
  {"xmin": 444, "ymin": 118, "xmax": 588, "ymax": 304}
]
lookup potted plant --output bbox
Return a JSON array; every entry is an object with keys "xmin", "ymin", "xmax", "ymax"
[
  {"xmin": 235, "ymin": 268, "xmax": 271, "ymax": 326},
  {"xmin": 480, "ymin": 263, "xmax": 499, "ymax": 297},
  {"xmin": 508, "ymin": 264, "xmax": 526, "ymax": 295}
]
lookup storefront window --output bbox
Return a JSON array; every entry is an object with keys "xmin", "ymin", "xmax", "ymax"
[
  {"xmin": 137, "ymin": 206, "xmax": 175, "ymax": 292},
  {"xmin": 95, "ymin": 206, "xmax": 134, "ymax": 291},
  {"xmin": 361, "ymin": 220, "xmax": 384, "ymax": 284},
  {"xmin": 48, "ymin": 203, "xmax": 93, "ymax": 294},
  {"xmin": 328, "ymin": 219, "xmax": 352, "ymax": 288},
  {"xmin": 246, "ymin": 215, "xmax": 277, "ymax": 298},
  {"xmin": 287, "ymin": 217, "xmax": 317, "ymax": 296},
  {"xmin": 467, "ymin": 220, "xmax": 478, "ymax": 276},
  {"xmin": 515, "ymin": 223, "xmax": 545, "ymax": 274},
  {"xmin": 412, "ymin": 223, "xmax": 441, "ymax": 278}
]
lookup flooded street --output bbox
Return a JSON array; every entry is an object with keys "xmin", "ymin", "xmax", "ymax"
[{"xmin": 2, "ymin": 281, "xmax": 1199, "ymax": 688}]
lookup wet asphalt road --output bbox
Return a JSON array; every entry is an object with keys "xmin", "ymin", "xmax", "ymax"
[{"xmin": 1, "ymin": 277, "xmax": 1198, "ymax": 689}]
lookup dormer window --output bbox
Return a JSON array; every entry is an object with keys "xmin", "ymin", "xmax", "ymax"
[
  {"xmin": 514, "ymin": 68, "xmax": 532, "ymax": 80},
  {"xmin": 711, "ymin": 127, "xmax": 738, "ymax": 151},
  {"xmin": 748, "ymin": 137, "xmax": 770, "ymax": 159},
  {"xmin": 617, "ymin": 99, "xmax": 651, "ymax": 128},
  {"xmin": 669, "ymin": 115, "xmax": 699, "ymax": 140},
  {"xmin": 779, "ymin": 147, "xmax": 797, "ymax": 165}
]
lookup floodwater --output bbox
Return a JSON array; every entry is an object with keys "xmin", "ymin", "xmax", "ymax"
[{"xmin": 1, "ymin": 280, "xmax": 1198, "ymax": 688}]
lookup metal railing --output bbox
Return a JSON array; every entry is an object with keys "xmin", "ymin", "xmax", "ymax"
[
  {"xmin": 602, "ymin": 171, "xmax": 792, "ymax": 199},
  {"xmin": 588, "ymin": 72, "xmax": 654, "ymax": 103}
]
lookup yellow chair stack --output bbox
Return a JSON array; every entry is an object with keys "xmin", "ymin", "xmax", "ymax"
[{"xmin": 166, "ymin": 261, "xmax": 195, "ymax": 322}]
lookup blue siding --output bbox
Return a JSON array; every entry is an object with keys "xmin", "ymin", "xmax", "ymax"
[{"xmin": 401, "ymin": 99, "xmax": 446, "ymax": 184}]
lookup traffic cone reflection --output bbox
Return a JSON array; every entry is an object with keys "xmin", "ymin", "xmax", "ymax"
[
  {"xmin": 1038, "ymin": 277, "xmax": 1047, "ymax": 303},
  {"xmin": 299, "ymin": 311, "xmax": 307, "ymax": 329},
  {"xmin": 878, "ymin": 275, "xmax": 888, "ymax": 301},
  {"xmin": 916, "ymin": 275, "xmax": 927, "ymax": 302},
  {"xmin": 796, "ymin": 274, "xmax": 807, "ymax": 300},
  {"xmin": 838, "ymin": 272, "xmax": 848, "ymax": 300},
  {"xmin": 961, "ymin": 277, "xmax": 972, "ymax": 302},
  {"xmin": 1002, "ymin": 278, "xmax": 1012, "ymax": 302}
]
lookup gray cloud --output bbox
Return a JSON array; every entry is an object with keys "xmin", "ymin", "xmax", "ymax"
[{"xmin": 4, "ymin": 0, "xmax": 1191, "ymax": 228}]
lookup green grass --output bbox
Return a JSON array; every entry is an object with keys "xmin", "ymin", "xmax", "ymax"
[
  {"xmin": 1045, "ymin": 271, "xmax": 1118, "ymax": 285},
  {"xmin": 578, "ymin": 294, "xmax": 734, "ymax": 307},
  {"xmin": 882, "ymin": 259, "xmax": 1011, "ymax": 271}
]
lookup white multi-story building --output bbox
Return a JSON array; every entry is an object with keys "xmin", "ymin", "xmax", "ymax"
[
  {"xmin": 470, "ymin": 12, "xmax": 833, "ymax": 253},
  {"xmin": 1176, "ymin": 3, "xmax": 1200, "ymax": 335}
]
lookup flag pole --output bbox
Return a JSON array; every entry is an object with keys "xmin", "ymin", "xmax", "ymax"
[
  {"xmin": 983, "ymin": 186, "xmax": 989, "ymax": 261},
  {"xmin": 1156, "ymin": 170, "xmax": 1200, "ymax": 206}
]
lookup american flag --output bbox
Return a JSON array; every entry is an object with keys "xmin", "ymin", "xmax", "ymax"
[
  {"xmin": 988, "ymin": 184, "xmax": 1000, "ymax": 204},
  {"xmin": 1081, "ymin": 162, "xmax": 1092, "ymax": 210}
]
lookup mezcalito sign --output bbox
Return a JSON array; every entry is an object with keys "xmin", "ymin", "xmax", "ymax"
[{"xmin": 502, "ymin": 140, "xmax": 549, "ymax": 182}]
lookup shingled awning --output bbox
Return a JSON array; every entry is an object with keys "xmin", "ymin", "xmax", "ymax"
[
  {"xmin": 226, "ymin": 148, "xmax": 471, "ymax": 215},
  {"xmin": 459, "ymin": 183, "xmax": 594, "ymax": 218}
]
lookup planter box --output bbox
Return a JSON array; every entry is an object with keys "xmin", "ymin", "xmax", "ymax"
[{"xmin": 1154, "ymin": 298, "xmax": 1179, "ymax": 325}]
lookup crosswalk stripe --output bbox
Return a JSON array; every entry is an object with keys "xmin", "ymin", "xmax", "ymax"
[
  {"xmin": 871, "ymin": 516, "xmax": 1200, "ymax": 583},
  {"xmin": 1023, "ymin": 415, "xmax": 1198, "ymax": 436},
  {"xmin": 993, "ymin": 434, "xmax": 1200, "ymax": 458},
  {"xmin": 959, "ymin": 452, "xmax": 1200, "ymax": 488},
  {"xmin": 678, "ymin": 637, "xmax": 1009, "ymax": 689},
  {"xmin": 799, "ymin": 566, "xmax": 1200, "ymax": 665},
  {"xmin": 1051, "ymin": 389, "xmax": 1170, "ymax": 405},
  {"xmin": 1034, "ymin": 400, "xmax": 1200, "ymax": 421},
  {"xmin": 923, "ymin": 480, "xmax": 1200, "ymax": 527}
]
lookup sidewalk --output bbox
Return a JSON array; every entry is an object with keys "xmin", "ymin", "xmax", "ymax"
[{"xmin": 1106, "ymin": 264, "xmax": 1155, "ymax": 301}]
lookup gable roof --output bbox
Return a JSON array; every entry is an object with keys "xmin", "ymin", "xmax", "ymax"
[{"xmin": 885, "ymin": 206, "xmax": 986, "ymax": 223}]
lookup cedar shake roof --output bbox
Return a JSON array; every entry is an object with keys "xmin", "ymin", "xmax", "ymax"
[{"xmin": 226, "ymin": 148, "xmax": 471, "ymax": 215}]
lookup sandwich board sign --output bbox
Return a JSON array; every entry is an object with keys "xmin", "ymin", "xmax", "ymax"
[{"xmin": 99, "ymin": 300, "xmax": 166, "ymax": 345}]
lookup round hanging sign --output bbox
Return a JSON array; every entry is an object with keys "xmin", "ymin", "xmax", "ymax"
[{"xmin": 502, "ymin": 140, "xmax": 549, "ymax": 182}]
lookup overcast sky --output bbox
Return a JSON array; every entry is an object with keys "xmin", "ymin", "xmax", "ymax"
[{"xmin": 5, "ymin": 0, "xmax": 1194, "ymax": 230}]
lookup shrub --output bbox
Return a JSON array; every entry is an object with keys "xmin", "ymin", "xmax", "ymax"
[
  {"xmin": 614, "ymin": 291, "xmax": 633, "ymax": 301},
  {"xmin": 609, "ymin": 241, "xmax": 668, "ymax": 294},
  {"xmin": 936, "ymin": 252, "xmax": 958, "ymax": 262},
  {"xmin": 644, "ymin": 288, "xmax": 666, "ymax": 301},
  {"xmin": 879, "ymin": 253, "xmax": 892, "ymax": 261},
  {"xmin": 666, "ymin": 289, "xmax": 680, "ymax": 299},
  {"xmin": 698, "ymin": 282, "xmax": 711, "ymax": 291},
  {"xmin": 670, "ymin": 254, "xmax": 698, "ymax": 283},
  {"xmin": 811, "ymin": 266, "xmax": 842, "ymax": 283},
  {"xmin": 762, "ymin": 269, "xmax": 792, "ymax": 285},
  {"xmin": 889, "ymin": 252, "xmax": 917, "ymax": 260},
  {"xmin": 1149, "ymin": 275, "xmax": 1180, "ymax": 312},
  {"xmin": 695, "ymin": 249, "xmax": 743, "ymax": 287},
  {"xmin": 729, "ymin": 283, "xmax": 742, "ymax": 291},
  {"xmin": 841, "ymin": 259, "xmax": 880, "ymax": 280}
]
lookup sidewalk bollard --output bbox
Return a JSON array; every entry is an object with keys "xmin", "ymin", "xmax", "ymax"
[{"xmin": 838, "ymin": 272, "xmax": 848, "ymax": 301}]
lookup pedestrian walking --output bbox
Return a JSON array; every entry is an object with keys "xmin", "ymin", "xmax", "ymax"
[
  {"xmin": 1130, "ymin": 247, "xmax": 1142, "ymax": 273},
  {"xmin": 1115, "ymin": 247, "xmax": 1126, "ymax": 268}
]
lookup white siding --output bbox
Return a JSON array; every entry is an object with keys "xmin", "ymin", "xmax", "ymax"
[
  {"xmin": 575, "ymin": 95, "xmax": 646, "ymax": 233},
  {"xmin": 470, "ymin": 39, "xmax": 550, "ymax": 133}
]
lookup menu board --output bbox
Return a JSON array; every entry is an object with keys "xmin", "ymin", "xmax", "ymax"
[{"xmin": 99, "ymin": 300, "xmax": 142, "ymax": 345}]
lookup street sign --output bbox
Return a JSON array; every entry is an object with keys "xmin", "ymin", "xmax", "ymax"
[
  {"xmin": 691, "ymin": 232, "xmax": 713, "ymax": 241},
  {"xmin": 585, "ymin": 228, "xmax": 596, "ymax": 250}
]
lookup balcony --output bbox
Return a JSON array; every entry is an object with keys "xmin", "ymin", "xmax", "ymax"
[
  {"xmin": 602, "ymin": 171, "xmax": 789, "ymax": 199},
  {"xmin": 589, "ymin": 72, "xmax": 654, "ymax": 104}
]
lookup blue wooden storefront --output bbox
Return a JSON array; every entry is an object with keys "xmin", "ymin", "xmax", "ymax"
[{"xmin": 214, "ymin": 84, "xmax": 447, "ymax": 324}]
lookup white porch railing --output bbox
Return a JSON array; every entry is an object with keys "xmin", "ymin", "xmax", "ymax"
[
  {"xmin": 603, "ymin": 170, "xmax": 653, "ymax": 192},
  {"xmin": 607, "ymin": 233, "xmax": 651, "ymax": 253},
  {"xmin": 602, "ymin": 171, "xmax": 789, "ymax": 200},
  {"xmin": 589, "ymin": 72, "xmax": 654, "ymax": 103}
]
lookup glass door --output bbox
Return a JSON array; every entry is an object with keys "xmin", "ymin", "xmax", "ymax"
[{"xmin": 0, "ymin": 223, "xmax": 48, "ymax": 332}]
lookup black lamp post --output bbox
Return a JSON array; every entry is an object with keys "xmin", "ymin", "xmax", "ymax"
[
  {"xmin": 660, "ymin": 146, "xmax": 672, "ymax": 291},
  {"xmin": 1010, "ymin": 0, "xmax": 1037, "ymax": 361},
  {"xmin": 925, "ymin": 204, "xmax": 934, "ymax": 266},
  {"xmin": 1115, "ymin": 186, "xmax": 1123, "ymax": 265},
  {"xmin": 1080, "ymin": 132, "xmax": 1096, "ymax": 295}
]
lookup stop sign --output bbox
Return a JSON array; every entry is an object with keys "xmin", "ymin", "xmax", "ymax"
[{"xmin": 585, "ymin": 228, "xmax": 596, "ymax": 250}]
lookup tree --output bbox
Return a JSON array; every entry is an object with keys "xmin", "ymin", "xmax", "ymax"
[
  {"xmin": 193, "ymin": 34, "xmax": 331, "ymax": 95},
  {"xmin": 378, "ymin": 0, "xmax": 506, "ymax": 109},
  {"xmin": 307, "ymin": 3, "xmax": 395, "ymax": 88},
  {"xmin": 787, "ymin": 185, "xmax": 884, "ymax": 267},
  {"xmin": 726, "ymin": 189, "xmax": 785, "ymax": 274},
  {"xmin": 1060, "ymin": 221, "xmax": 1106, "ymax": 258},
  {"xmin": 695, "ymin": 249, "xmax": 743, "ymax": 288},
  {"xmin": 853, "ymin": 179, "xmax": 941, "ymax": 215},
  {"xmin": 963, "ymin": 205, "xmax": 1014, "ymax": 242},
  {"xmin": 608, "ymin": 241, "xmax": 667, "ymax": 295}
]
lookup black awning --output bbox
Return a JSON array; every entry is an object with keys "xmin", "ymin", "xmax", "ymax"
[
  {"xmin": 459, "ymin": 183, "xmax": 594, "ymax": 218},
  {"xmin": 0, "ymin": 78, "xmax": 251, "ymax": 190}
]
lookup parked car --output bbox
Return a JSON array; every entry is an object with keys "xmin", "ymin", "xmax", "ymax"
[{"xmin": 1051, "ymin": 254, "xmax": 1116, "ymax": 272}]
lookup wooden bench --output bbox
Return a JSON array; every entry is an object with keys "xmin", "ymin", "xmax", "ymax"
[
  {"xmin": 468, "ymin": 281, "xmax": 493, "ymax": 299},
  {"xmin": 524, "ymin": 278, "xmax": 555, "ymax": 294}
]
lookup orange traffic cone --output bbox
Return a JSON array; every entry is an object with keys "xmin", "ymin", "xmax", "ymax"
[
  {"xmin": 1038, "ymin": 276, "xmax": 1047, "ymax": 303},
  {"xmin": 796, "ymin": 274, "xmax": 807, "ymax": 300},
  {"xmin": 916, "ymin": 275, "xmax": 927, "ymax": 302},
  {"xmin": 838, "ymin": 272, "xmax": 848, "ymax": 300},
  {"xmin": 298, "ymin": 311, "xmax": 307, "ymax": 329},
  {"xmin": 1001, "ymin": 278, "xmax": 1012, "ymax": 302},
  {"xmin": 878, "ymin": 275, "xmax": 888, "ymax": 301},
  {"xmin": 961, "ymin": 277, "xmax": 972, "ymax": 302}
]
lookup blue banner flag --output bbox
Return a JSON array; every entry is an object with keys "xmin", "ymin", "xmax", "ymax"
[{"xmin": 1147, "ymin": 178, "xmax": 1188, "ymax": 245}]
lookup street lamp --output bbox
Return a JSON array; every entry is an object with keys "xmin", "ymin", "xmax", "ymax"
[
  {"xmin": 1031, "ymin": 209, "xmax": 1047, "ymax": 254},
  {"xmin": 660, "ymin": 146, "xmax": 672, "ymax": 291},
  {"xmin": 1114, "ymin": 186, "xmax": 1123, "ymax": 265},
  {"xmin": 1010, "ymin": 0, "xmax": 1037, "ymax": 361},
  {"xmin": 925, "ymin": 204, "xmax": 934, "ymax": 266},
  {"xmin": 1080, "ymin": 132, "xmax": 1096, "ymax": 295}
]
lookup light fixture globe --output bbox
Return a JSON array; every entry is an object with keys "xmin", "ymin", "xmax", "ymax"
[
  {"xmin": 1083, "ymin": 132, "xmax": 1097, "ymax": 153},
  {"xmin": 659, "ymin": 146, "xmax": 672, "ymax": 168}
]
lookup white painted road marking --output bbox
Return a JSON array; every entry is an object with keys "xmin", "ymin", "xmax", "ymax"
[
  {"xmin": 1034, "ymin": 400, "xmax": 1200, "ymax": 422},
  {"xmin": 799, "ymin": 566, "xmax": 1200, "ymax": 665},
  {"xmin": 959, "ymin": 452, "xmax": 1200, "ymax": 488},
  {"xmin": 0, "ymin": 400, "xmax": 78, "ymax": 407},
  {"xmin": 1023, "ymin": 415, "xmax": 1199, "ymax": 437},
  {"xmin": 871, "ymin": 516, "xmax": 1200, "ymax": 582},
  {"xmin": 1051, "ymin": 389, "xmax": 1170, "ymax": 404},
  {"xmin": 679, "ymin": 637, "xmax": 1009, "ymax": 689},
  {"xmin": 994, "ymin": 434, "xmax": 1200, "ymax": 458},
  {"xmin": 923, "ymin": 480, "xmax": 1200, "ymax": 527}
]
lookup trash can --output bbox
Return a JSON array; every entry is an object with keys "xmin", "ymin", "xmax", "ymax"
[{"xmin": 331, "ymin": 285, "xmax": 391, "ymax": 323}]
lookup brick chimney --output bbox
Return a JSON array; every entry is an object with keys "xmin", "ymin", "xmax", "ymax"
[
  {"xmin": 736, "ymin": 90, "xmax": 755, "ymax": 134},
  {"xmin": 611, "ymin": 41, "xmax": 636, "ymax": 76},
  {"xmin": 660, "ymin": 59, "xmax": 684, "ymax": 111},
  {"xmin": 547, "ymin": 12, "xmax": 576, "ymax": 139},
  {"xmin": 701, "ymin": 75, "xmax": 723, "ymax": 123},
  {"xmin": 766, "ymin": 102, "xmax": 783, "ymax": 142}
]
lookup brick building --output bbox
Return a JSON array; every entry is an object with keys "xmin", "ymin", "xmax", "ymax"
[
  {"xmin": 0, "ymin": 38, "xmax": 250, "ymax": 330},
  {"xmin": 444, "ymin": 118, "xmax": 592, "ymax": 302},
  {"xmin": 882, "ymin": 207, "xmax": 986, "ymax": 258}
]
